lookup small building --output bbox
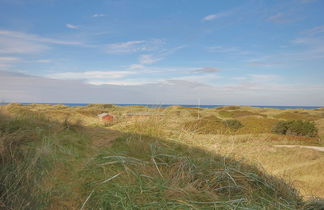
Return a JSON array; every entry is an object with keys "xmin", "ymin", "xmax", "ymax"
[{"xmin": 97, "ymin": 113, "xmax": 114, "ymax": 122}]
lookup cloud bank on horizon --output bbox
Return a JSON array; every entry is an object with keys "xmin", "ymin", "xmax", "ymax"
[{"xmin": 0, "ymin": 0, "xmax": 323, "ymax": 105}]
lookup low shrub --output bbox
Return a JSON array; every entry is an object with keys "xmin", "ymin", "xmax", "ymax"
[
  {"xmin": 223, "ymin": 119, "xmax": 243, "ymax": 130},
  {"xmin": 272, "ymin": 120, "xmax": 318, "ymax": 137}
]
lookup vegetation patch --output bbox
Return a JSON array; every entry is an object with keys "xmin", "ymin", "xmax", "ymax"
[
  {"xmin": 237, "ymin": 117, "xmax": 279, "ymax": 134},
  {"xmin": 80, "ymin": 134, "xmax": 302, "ymax": 209},
  {"xmin": 274, "ymin": 111, "xmax": 320, "ymax": 121},
  {"xmin": 183, "ymin": 116, "xmax": 226, "ymax": 134},
  {"xmin": 0, "ymin": 110, "xmax": 90, "ymax": 209},
  {"xmin": 216, "ymin": 106, "xmax": 241, "ymax": 110},
  {"xmin": 183, "ymin": 116, "xmax": 244, "ymax": 134},
  {"xmin": 223, "ymin": 119, "xmax": 243, "ymax": 130},
  {"xmin": 272, "ymin": 120, "xmax": 318, "ymax": 137},
  {"xmin": 219, "ymin": 110, "xmax": 265, "ymax": 118},
  {"xmin": 86, "ymin": 104, "xmax": 114, "ymax": 109}
]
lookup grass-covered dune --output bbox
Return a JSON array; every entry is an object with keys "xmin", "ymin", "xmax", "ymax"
[{"xmin": 1, "ymin": 104, "xmax": 324, "ymax": 209}]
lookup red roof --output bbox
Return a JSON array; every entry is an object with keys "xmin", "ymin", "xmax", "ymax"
[{"xmin": 102, "ymin": 115, "xmax": 114, "ymax": 121}]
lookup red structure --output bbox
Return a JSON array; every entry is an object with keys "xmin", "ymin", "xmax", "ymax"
[{"xmin": 102, "ymin": 114, "xmax": 114, "ymax": 122}]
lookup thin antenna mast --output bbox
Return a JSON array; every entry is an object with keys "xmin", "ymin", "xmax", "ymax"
[{"xmin": 197, "ymin": 98, "xmax": 200, "ymax": 119}]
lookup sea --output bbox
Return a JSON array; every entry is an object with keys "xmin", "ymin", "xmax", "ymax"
[{"xmin": 0, "ymin": 103, "xmax": 322, "ymax": 109}]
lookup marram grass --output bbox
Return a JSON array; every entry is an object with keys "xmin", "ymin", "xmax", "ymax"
[{"xmin": 1, "ymin": 103, "xmax": 323, "ymax": 209}]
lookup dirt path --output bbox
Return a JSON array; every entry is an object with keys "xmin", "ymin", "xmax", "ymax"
[{"xmin": 274, "ymin": 145, "xmax": 324, "ymax": 152}]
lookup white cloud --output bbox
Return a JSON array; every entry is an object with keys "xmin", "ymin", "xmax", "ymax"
[
  {"xmin": 0, "ymin": 36, "xmax": 49, "ymax": 54},
  {"xmin": 2, "ymin": 71, "xmax": 322, "ymax": 105},
  {"xmin": 93, "ymin": 14, "xmax": 106, "ymax": 17},
  {"xmin": 267, "ymin": 13, "xmax": 292, "ymax": 23},
  {"xmin": 47, "ymin": 71, "xmax": 135, "ymax": 80},
  {"xmin": 88, "ymin": 78, "xmax": 161, "ymax": 86},
  {"xmin": 0, "ymin": 30, "xmax": 82, "ymax": 45},
  {"xmin": 192, "ymin": 67, "xmax": 221, "ymax": 73},
  {"xmin": 232, "ymin": 77, "xmax": 247, "ymax": 81},
  {"xmin": 0, "ymin": 57, "xmax": 20, "ymax": 70},
  {"xmin": 129, "ymin": 64, "xmax": 145, "ymax": 69},
  {"xmin": 303, "ymin": 25, "xmax": 324, "ymax": 35},
  {"xmin": 128, "ymin": 45, "xmax": 185, "ymax": 70},
  {"xmin": 207, "ymin": 46, "xmax": 250, "ymax": 55},
  {"xmin": 0, "ymin": 30, "xmax": 86, "ymax": 55},
  {"xmin": 173, "ymin": 74, "xmax": 222, "ymax": 85},
  {"xmin": 202, "ymin": 12, "xmax": 230, "ymax": 21},
  {"xmin": 106, "ymin": 39, "xmax": 164, "ymax": 54},
  {"xmin": 0, "ymin": 56, "xmax": 20, "ymax": 62},
  {"xmin": 248, "ymin": 61, "xmax": 282, "ymax": 67},
  {"xmin": 249, "ymin": 74, "xmax": 280, "ymax": 81},
  {"xmin": 65, "ymin": 24, "xmax": 79, "ymax": 29},
  {"xmin": 139, "ymin": 54, "xmax": 161, "ymax": 64},
  {"xmin": 34, "ymin": 59, "xmax": 51, "ymax": 63}
]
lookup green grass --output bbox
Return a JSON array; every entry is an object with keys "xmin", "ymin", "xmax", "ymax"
[
  {"xmin": 218, "ymin": 110, "xmax": 266, "ymax": 118},
  {"xmin": 0, "ymin": 110, "xmax": 90, "ymax": 209},
  {"xmin": 80, "ymin": 134, "xmax": 302, "ymax": 209},
  {"xmin": 1, "ymin": 104, "xmax": 323, "ymax": 209},
  {"xmin": 274, "ymin": 111, "xmax": 320, "ymax": 121}
]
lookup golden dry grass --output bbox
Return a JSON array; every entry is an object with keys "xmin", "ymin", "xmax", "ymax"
[{"xmin": 2, "ymin": 103, "xmax": 324, "ymax": 204}]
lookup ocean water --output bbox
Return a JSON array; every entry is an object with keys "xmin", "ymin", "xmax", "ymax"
[{"xmin": 0, "ymin": 103, "xmax": 322, "ymax": 109}]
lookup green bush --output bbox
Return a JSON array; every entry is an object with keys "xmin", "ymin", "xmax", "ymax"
[
  {"xmin": 223, "ymin": 120, "xmax": 243, "ymax": 130},
  {"xmin": 272, "ymin": 120, "xmax": 318, "ymax": 137}
]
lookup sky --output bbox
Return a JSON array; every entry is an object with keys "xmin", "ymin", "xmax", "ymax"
[{"xmin": 0, "ymin": 0, "xmax": 324, "ymax": 105}]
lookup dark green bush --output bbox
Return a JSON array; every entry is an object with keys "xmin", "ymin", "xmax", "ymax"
[
  {"xmin": 223, "ymin": 120, "xmax": 243, "ymax": 130},
  {"xmin": 272, "ymin": 120, "xmax": 318, "ymax": 137}
]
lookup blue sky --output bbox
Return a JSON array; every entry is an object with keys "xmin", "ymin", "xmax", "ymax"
[{"xmin": 0, "ymin": 0, "xmax": 324, "ymax": 105}]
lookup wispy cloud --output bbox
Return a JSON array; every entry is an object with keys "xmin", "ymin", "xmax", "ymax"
[
  {"xmin": 207, "ymin": 46, "xmax": 250, "ymax": 55},
  {"xmin": 106, "ymin": 39, "xmax": 164, "ymax": 54},
  {"xmin": 192, "ymin": 67, "xmax": 221, "ymax": 73},
  {"xmin": 303, "ymin": 25, "xmax": 324, "ymax": 35},
  {"xmin": 267, "ymin": 13, "xmax": 291, "ymax": 23},
  {"xmin": 249, "ymin": 74, "xmax": 280, "ymax": 81},
  {"xmin": 139, "ymin": 54, "xmax": 162, "ymax": 64},
  {"xmin": 1, "ymin": 71, "xmax": 323, "ymax": 105},
  {"xmin": 34, "ymin": 59, "xmax": 51, "ymax": 63},
  {"xmin": 65, "ymin": 24, "xmax": 79, "ymax": 29},
  {"xmin": 0, "ymin": 56, "xmax": 20, "ymax": 70},
  {"xmin": 202, "ymin": 12, "xmax": 231, "ymax": 21},
  {"xmin": 248, "ymin": 61, "xmax": 282, "ymax": 67},
  {"xmin": 0, "ymin": 56, "xmax": 20, "ymax": 62},
  {"xmin": 48, "ymin": 71, "xmax": 134, "ymax": 80},
  {"xmin": 93, "ymin": 14, "xmax": 106, "ymax": 18},
  {"xmin": 0, "ymin": 30, "xmax": 83, "ymax": 45},
  {"xmin": 0, "ymin": 30, "xmax": 89, "ymax": 55},
  {"xmin": 0, "ymin": 36, "xmax": 49, "ymax": 54},
  {"xmin": 128, "ymin": 64, "xmax": 145, "ymax": 70},
  {"xmin": 128, "ymin": 45, "xmax": 185, "ymax": 70}
]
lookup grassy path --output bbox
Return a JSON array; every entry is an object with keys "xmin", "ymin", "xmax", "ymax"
[{"xmin": 47, "ymin": 127, "xmax": 122, "ymax": 209}]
